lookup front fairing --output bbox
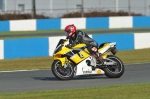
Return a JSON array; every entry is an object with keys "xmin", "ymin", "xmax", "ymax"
[
  {"xmin": 54, "ymin": 46, "xmax": 70, "ymax": 56},
  {"xmin": 53, "ymin": 39, "xmax": 90, "ymax": 65},
  {"xmin": 53, "ymin": 39, "xmax": 87, "ymax": 56},
  {"xmin": 53, "ymin": 39, "xmax": 70, "ymax": 58},
  {"xmin": 53, "ymin": 39, "xmax": 70, "ymax": 66}
]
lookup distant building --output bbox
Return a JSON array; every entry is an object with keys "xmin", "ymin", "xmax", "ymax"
[
  {"xmin": 0, "ymin": 0, "xmax": 51, "ymax": 17},
  {"xmin": 0, "ymin": 0, "xmax": 150, "ymax": 17}
]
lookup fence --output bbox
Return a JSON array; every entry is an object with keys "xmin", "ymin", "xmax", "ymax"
[
  {"xmin": 0, "ymin": 6, "xmax": 149, "ymax": 18},
  {"xmin": 1, "ymin": 0, "xmax": 150, "ymax": 18}
]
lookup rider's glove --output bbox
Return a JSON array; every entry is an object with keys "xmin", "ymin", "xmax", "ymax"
[{"xmin": 65, "ymin": 44, "xmax": 72, "ymax": 49}]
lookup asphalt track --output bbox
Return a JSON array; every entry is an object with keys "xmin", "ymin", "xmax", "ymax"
[{"xmin": 0, "ymin": 63, "xmax": 150, "ymax": 93}]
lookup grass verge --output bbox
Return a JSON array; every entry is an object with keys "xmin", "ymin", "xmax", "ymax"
[
  {"xmin": 0, "ymin": 48, "xmax": 150, "ymax": 71},
  {"xmin": 0, "ymin": 83, "xmax": 150, "ymax": 99},
  {"xmin": 1, "ymin": 28, "xmax": 150, "ymax": 40}
]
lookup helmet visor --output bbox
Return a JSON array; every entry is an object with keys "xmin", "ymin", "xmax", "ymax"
[{"xmin": 65, "ymin": 29, "xmax": 71, "ymax": 36}]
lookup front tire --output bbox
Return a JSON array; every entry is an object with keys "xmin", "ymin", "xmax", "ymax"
[
  {"xmin": 51, "ymin": 60, "xmax": 74, "ymax": 80},
  {"xmin": 103, "ymin": 55, "xmax": 124, "ymax": 78}
]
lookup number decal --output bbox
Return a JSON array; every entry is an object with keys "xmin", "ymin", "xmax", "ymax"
[{"xmin": 78, "ymin": 52, "xmax": 84, "ymax": 58}]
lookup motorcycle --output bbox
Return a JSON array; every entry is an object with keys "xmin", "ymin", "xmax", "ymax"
[{"xmin": 51, "ymin": 39, "xmax": 124, "ymax": 80}]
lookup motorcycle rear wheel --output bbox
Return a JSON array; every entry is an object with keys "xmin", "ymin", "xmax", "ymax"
[
  {"xmin": 103, "ymin": 55, "xmax": 124, "ymax": 78},
  {"xmin": 51, "ymin": 60, "xmax": 74, "ymax": 80}
]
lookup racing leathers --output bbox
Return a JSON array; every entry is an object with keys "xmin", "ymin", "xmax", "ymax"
[{"xmin": 66, "ymin": 30, "xmax": 103, "ymax": 63}]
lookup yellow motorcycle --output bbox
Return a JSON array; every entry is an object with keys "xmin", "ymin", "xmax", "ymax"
[{"xmin": 51, "ymin": 39, "xmax": 124, "ymax": 80}]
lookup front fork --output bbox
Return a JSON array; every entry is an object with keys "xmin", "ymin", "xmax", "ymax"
[
  {"xmin": 54, "ymin": 57, "xmax": 66, "ymax": 66},
  {"xmin": 54, "ymin": 57, "xmax": 73, "ymax": 69}
]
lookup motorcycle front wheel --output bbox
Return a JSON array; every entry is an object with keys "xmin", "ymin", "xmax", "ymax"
[{"xmin": 51, "ymin": 60, "xmax": 74, "ymax": 80}]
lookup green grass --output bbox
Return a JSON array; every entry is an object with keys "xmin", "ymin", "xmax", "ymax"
[
  {"xmin": 0, "ymin": 29, "xmax": 63, "ymax": 34},
  {"xmin": 116, "ymin": 48, "xmax": 150, "ymax": 64},
  {"xmin": 0, "ymin": 57, "xmax": 53, "ymax": 71},
  {"xmin": 0, "ymin": 28, "xmax": 122, "ymax": 34},
  {"xmin": 0, "ymin": 48, "xmax": 150, "ymax": 71},
  {"xmin": 0, "ymin": 83, "xmax": 150, "ymax": 99},
  {"xmin": 0, "ymin": 27, "xmax": 150, "ymax": 34},
  {"xmin": 1, "ymin": 27, "xmax": 150, "ymax": 40}
]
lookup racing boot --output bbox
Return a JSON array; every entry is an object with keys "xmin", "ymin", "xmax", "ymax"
[
  {"xmin": 92, "ymin": 52, "xmax": 104, "ymax": 65},
  {"xmin": 91, "ymin": 47, "xmax": 104, "ymax": 65},
  {"xmin": 96, "ymin": 53, "xmax": 104, "ymax": 65}
]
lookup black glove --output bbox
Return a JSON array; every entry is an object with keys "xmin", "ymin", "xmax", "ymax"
[{"xmin": 65, "ymin": 44, "xmax": 72, "ymax": 48}]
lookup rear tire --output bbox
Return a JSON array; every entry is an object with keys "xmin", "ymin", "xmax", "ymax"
[
  {"xmin": 103, "ymin": 55, "xmax": 124, "ymax": 78},
  {"xmin": 51, "ymin": 60, "xmax": 74, "ymax": 80}
]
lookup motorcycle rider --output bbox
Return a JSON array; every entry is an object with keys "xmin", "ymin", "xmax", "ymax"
[{"xmin": 64, "ymin": 24, "xmax": 103, "ymax": 64}]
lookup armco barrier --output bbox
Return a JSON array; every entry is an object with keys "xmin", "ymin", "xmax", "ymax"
[
  {"xmin": 0, "ymin": 16, "xmax": 150, "ymax": 31},
  {"xmin": 133, "ymin": 16, "xmax": 150, "ymax": 28},
  {"xmin": 36, "ymin": 18, "xmax": 61, "ymax": 30},
  {"xmin": 86, "ymin": 17, "xmax": 109, "ymax": 29},
  {"xmin": 0, "ymin": 21, "xmax": 9, "ymax": 32},
  {"xmin": 92, "ymin": 33, "xmax": 134, "ymax": 50},
  {"xmin": 0, "ymin": 40, "xmax": 4, "ymax": 59},
  {"xmin": 0, "ymin": 16, "xmax": 150, "ymax": 59},
  {"xmin": 134, "ymin": 33, "xmax": 150, "ymax": 49},
  {"xmin": 109, "ymin": 16, "xmax": 133, "ymax": 28},
  {"xmin": 10, "ymin": 19, "xmax": 36, "ymax": 31},
  {"xmin": 0, "ymin": 33, "xmax": 149, "ymax": 60},
  {"xmin": 61, "ymin": 18, "xmax": 86, "ymax": 29},
  {"xmin": 4, "ymin": 38, "xmax": 49, "ymax": 59}
]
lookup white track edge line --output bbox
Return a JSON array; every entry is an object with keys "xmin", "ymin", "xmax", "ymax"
[
  {"xmin": 0, "ymin": 69, "xmax": 40, "ymax": 73},
  {"xmin": 125, "ymin": 62, "xmax": 150, "ymax": 65}
]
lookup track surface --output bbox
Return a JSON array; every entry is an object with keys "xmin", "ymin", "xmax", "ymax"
[{"xmin": 0, "ymin": 63, "xmax": 150, "ymax": 93}]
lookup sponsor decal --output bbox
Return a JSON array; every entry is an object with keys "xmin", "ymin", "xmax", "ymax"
[
  {"xmin": 83, "ymin": 71, "xmax": 92, "ymax": 74},
  {"xmin": 82, "ymin": 68, "xmax": 92, "ymax": 74}
]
